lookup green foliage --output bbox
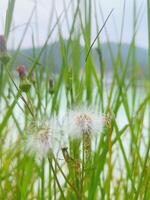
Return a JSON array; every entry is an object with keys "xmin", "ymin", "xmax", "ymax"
[{"xmin": 0, "ymin": 0, "xmax": 150, "ymax": 199}]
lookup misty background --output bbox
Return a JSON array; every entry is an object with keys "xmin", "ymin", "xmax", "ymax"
[
  {"xmin": 0, "ymin": 0, "xmax": 148, "ymax": 74},
  {"xmin": 0, "ymin": 0, "xmax": 148, "ymax": 48}
]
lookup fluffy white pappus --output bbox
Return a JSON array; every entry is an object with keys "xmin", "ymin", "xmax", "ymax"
[
  {"xmin": 63, "ymin": 107, "xmax": 105, "ymax": 139},
  {"xmin": 24, "ymin": 119, "xmax": 61, "ymax": 160}
]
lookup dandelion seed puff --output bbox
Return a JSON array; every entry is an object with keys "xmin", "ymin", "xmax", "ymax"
[
  {"xmin": 24, "ymin": 119, "xmax": 61, "ymax": 160},
  {"xmin": 63, "ymin": 107, "xmax": 105, "ymax": 139}
]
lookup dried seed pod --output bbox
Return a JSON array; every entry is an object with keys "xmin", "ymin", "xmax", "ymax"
[
  {"xmin": 61, "ymin": 147, "xmax": 81, "ymax": 172},
  {"xmin": 102, "ymin": 114, "xmax": 113, "ymax": 128},
  {"xmin": 83, "ymin": 133, "xmax": 91, "ymax": 157},
  {"xmin": 61, "ymin": 147, "xmax": 72, "ymax": 162}
]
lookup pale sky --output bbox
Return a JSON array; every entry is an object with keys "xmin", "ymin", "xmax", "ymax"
[{"xmin": 0, "ymin": 0, "xmax": 148, "ymax": 49}]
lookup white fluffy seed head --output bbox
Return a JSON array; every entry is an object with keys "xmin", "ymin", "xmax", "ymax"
[
  {"xmin": 24, "ymin": 119, "xmax": 60, "ymax": 160},
  {"xmin": 63, "ymin": 107, "xmax": 105, "ymax": 139}
]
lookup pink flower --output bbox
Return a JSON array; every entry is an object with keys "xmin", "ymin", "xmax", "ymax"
[{"xmin": 16, "ymin": 65, "xmax": 27, "ymax": 79}]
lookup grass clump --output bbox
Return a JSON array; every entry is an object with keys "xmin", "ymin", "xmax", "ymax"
[{"xmin": 0, "ymin": 0, "xmax": 150, "ymax": 199}]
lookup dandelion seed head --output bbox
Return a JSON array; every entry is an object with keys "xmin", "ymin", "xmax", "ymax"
[
  {"xmin": 24, "ymin": 119, "xmax": 60, "ymax": 160},
  {"xmin": 75, "ymin": 113, "xmax": 92, "ymax": 133},
  {"xmin": 63, "ymin": 107, "xmax": 105, "ymax": 139}
]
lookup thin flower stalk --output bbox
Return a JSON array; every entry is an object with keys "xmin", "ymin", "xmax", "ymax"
[
  {"xmin": 52, "ymin": 154, "xmax": 81, "ymax": 199},
  {"xmin": 48, "ymin": 157, "xmax": 66, "ymax": 200}
]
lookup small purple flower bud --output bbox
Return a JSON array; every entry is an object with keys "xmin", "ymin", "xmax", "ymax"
[
  {"xmin": 49, "ymin": 77, "xmax": 55, "ymax": 94},
  {"xmin": 0, "ymin": 35, "xmax": 7, "ymax": 52},
  {"xmin": 16, "ymin": 65, "xmax": 27, "ymax": 79}
]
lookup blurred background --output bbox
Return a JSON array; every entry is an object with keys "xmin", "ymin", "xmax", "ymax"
[
  {"xmin": 0, "ymin": 0, "xmax": 147, "ymax": 48},
  {"xmin": 0, "ymin": 2, "xmax": 150, "ymax": 199},
  {"xmin": 0, "ymin": 0, "xmax": 148, "ymax": 78}
]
